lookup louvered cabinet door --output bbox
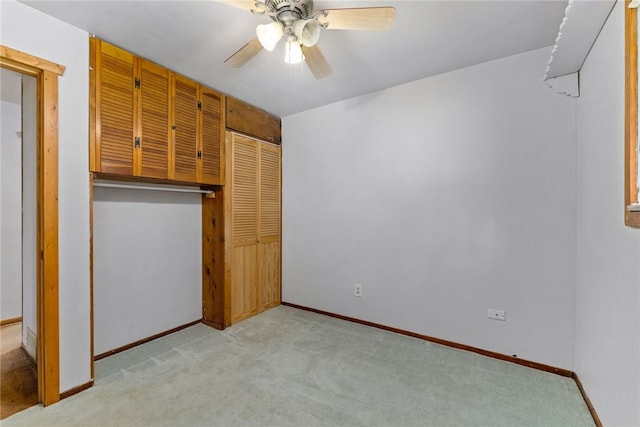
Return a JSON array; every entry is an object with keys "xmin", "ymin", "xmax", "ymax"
[
  {"xmin": 198, "ymin": 87, "xmax": 224, "ymax": 185},
  {"xmin": 230, "ymin": 134, "xmax": 259, "ymax": 323},
  {"xmin": 258, "ymin": 143, "xmax": 281, "ymax": 310},
  {"xmin": 172, "ymin": 74, "xmax": 198, "ymax": 182},
  {"xmin": 93, "ymin": 39, "xmax": 135, "ymax": 175},
  {"xmin": 139, "ymin": 59, "xmax": 170, "ymax": 179}
]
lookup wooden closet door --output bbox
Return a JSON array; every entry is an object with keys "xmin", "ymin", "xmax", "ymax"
[
  {"xmin": 138, "ymin": 59, "xmax": 170, "ymax": 179},
  {"xmin": 258, "ymin": 143, "xmax": 281, "ymax": 310},
  {"xmin": 230, "ymin": 134, "xmax": 259, "ymax": 322},
  {"xmin": 198, "ymin": 87, "xmax": 224, "ymax": 185},
  {"xmin": 93, "ymin": 39, "xmax": 135, "ymax": 175},
  {"xmin": 173, "ymin": 74, "xmax": 198, "ymax": 182}
]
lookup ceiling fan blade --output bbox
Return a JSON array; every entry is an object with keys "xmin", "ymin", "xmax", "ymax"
[
  {"xmin": 318, "ymin": 7, "xmax": 396, "ymax": 31},
  {"xmin": 224, "ymin": 37, "xmax": 263, "ymax": 68},
  {"xmin": 302, "ymin": 45, "xmax": 332, "ymax": 79},
  {"xmin": 213, "ymin": 0, "xmax": 260, "ymax": 13}
]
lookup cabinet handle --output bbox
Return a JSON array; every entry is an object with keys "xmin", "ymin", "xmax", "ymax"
[
  {"xmin": 197, "ymin": 150, "xmax": 202, "ymax": 160},
  {"xmin": 171, "ymin": 125, "xmax": 176, "ymax": 130},
  {"xmin": 134, "ymin": 137, "xmax": 141, "ymax": 148}
]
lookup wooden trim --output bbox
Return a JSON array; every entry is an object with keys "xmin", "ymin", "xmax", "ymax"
[
  {"xmin": 201, "ymin": 319, "xmax": 225, "ymax": 330},
  {"xmin": 281, "ymin": 302, "xmax": 573, "ymax": 377},
  {"xmin": 0, "ymin": 317, "xmax": 22, "ymax": 326},
  {"xmin": 89, "ymin": 174, "xmax": 95, "ymax": 380},
  {"xmin": 202, "ymin": 187, "xmax": 226, "ymax": 329},
  {"xmin": 572, "ymin": 373, "xmax": 603, "ymax": 427},
  {"xmin": 92, "ymin": 172, "xmax": 217, "ymax": 189},
  {"xmin": 0, "ymin": 45, "xmax": 65, "ymax": 75},
  {"xmin": 223, "ymin": 132, "xmax": 233, "ymax": 326},
  {"xmin": 625, "ymin": 6, "xmax": 640, "ymax": 227},
  {"xmin": 59, "ymin": 380, "xmax": 94, "ymax": 400},
  {"xmin": 89, "ymin": 37, "xmax": 97, "ymax": 173},
  {"xmin": 225, "ymin": 96, "xmax": 281, "ymax": 144},
  {"xmin": 94, "ymin": 319, "xmax": 201, "ymax": 360},
  {"xmin": 39, "ymin": 69, "xmax": 60, "ymax": 405}
]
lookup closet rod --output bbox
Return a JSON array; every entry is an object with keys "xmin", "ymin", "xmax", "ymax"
[{"xmin": 93, "ymin": 181, "xmax": 214, "ymax": 196}]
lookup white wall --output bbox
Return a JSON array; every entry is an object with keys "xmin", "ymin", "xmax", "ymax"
[
  {"xmin": 575, "ymin": 2, "xmax": 640, "ymax": 426},
  {"xmin": 22, "ymin": 76, "xmax": 38, "ymax": 359},
  {"xmin": 1, "ymin": 99, "xmax": 22, "ymax": 321},
  {"xmin": 1, "ymin": 0, "xmax": 91, "ymax": 392},
  {"xmin": 0, "ymin": 105, "xmax": 2, "ymax": 320},
  {"xmin": 0, "ymin": 101, "xmax": 2, "ymax": 318},
  {"xmin": 283, "ymin": 47, "xmax": 578, "ymax": 369},
  {"xmin": 93, "ymin": 188, "xmax": 202, "ymax": 355}
]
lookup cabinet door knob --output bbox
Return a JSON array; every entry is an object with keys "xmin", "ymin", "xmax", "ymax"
[{"xmin": 171, "ymin": 125, "xmax": 176, "ymax": 130}]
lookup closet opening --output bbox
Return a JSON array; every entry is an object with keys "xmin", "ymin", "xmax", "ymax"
[
  {"xmin": 0, "ymin": 67, "xmax": 38, "ymax": 419},
  {"xmin": 1, "ymin": 45, "xmax": 64, "ymax": 409}
]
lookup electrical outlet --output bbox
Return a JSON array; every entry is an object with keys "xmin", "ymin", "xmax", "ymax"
[
  {"xmin": 354, "ymin": 283, "xmax": 362, "ymax": 297},
  {"xmin": 488, "ymin": 309, "xmax": 506, "ymax": 321}
]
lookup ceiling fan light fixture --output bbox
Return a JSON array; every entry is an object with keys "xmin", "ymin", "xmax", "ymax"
[
  {"xmin": 293, "ymin": 19, "xmax": 321, "ymax": 47},
  {"xmin": 285, "ymin": 39, "xmax": 304, "ymax": 64},
  {"xmin": 256, "ymin": 21, "xmax": 284, "ymax": 51},
  {"xmin": 223, "ymin": 0, "xmax": 395, "ymax": 80}
]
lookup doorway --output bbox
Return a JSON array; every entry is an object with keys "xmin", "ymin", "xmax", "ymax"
[
  {"xmin": 0, "ymin": 67, "xmax": 38, "ymax": 419},
  {"xmin": 0, "ymin": 44, "xmax": 63, "ymax": 411}
]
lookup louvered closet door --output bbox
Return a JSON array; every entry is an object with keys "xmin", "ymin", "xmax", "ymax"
[
  {"xmin": 230, "ymin": 134, "xmax": 259, "ymax": 322},
  {"xmin": 198, "ymin": 87, "xmax": 223, "ymax": 185},
  {"xmin": 96, "ymin": 40, "xmax": 135, "ymax": 175},
  {"xmin": 258, "ymin": 143, "xmax": 281, "ymax": 310},
  {"xmin": 173, "ymin": 75, "xmax": 198, "ymax": 182},
  {"xmin": 139, "ymin": 59, "xmax": 170, "ymax": 179}
]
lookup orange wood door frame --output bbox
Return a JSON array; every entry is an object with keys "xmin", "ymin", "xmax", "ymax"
[
  {"xmin": 1, "ymin": 45, "xmax": 64, "ymax": 406},
  {"xmin": 626, "ymin": 6, "xmax": 640, "ymax": 227}
]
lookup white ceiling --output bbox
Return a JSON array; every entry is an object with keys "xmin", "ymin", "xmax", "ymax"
[{"xmin": 20, "ymin": 0, "xmax": 568, "ymax": 117}]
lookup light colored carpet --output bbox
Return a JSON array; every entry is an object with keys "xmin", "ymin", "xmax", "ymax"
[
  {"xmin": 0, "ymin": 322, "xmax": 22, "ymax": 355},
  {"xmin": 3, "ymin": 306, "xmax": 593, "ymax": 426}
]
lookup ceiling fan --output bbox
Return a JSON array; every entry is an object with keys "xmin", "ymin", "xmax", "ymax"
[{"xmin": 219, "ymin": 0, "xmax": 396, "ymax": 79}]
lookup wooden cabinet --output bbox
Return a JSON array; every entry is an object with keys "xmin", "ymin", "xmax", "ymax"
[
  {"xmin": 198, "ymin": 87, "xmax": 224, "ymax": 185},
  {"xmin": 90, "ymin": 39, "xmax": 135, "ymax": 176},
  {"xmin": 225, "ymin": 132, "xmax": 281, "ymax": 324},
  {"xmin": 257, "ymin": 143, "xmax": 281, "ymax": 309},
  {"xmin": 172, "ymin": 76, "xmax": 224, "ymax": 185},
  {"xmin": 172, "ymin": 74, "xmax": 199, "ymax": 182},
  {"xmin": 138, "ymin": 58, "xmax": 171, "ymax": 179},
  {"xmin": 226, "ymin": 97, "xmax": 281, "ymax": 144},
  {"xmin": 90, "ymin": 38, "xmax": 224, "ymax": 185}
]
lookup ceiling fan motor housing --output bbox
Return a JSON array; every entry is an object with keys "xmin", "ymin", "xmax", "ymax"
[{"xmin": 267, "ymin": 0, "xmax": 314, "ymax": 19}]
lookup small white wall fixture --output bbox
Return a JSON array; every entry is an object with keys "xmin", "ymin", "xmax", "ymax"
[{"xmin": 544, "ymin": 0, "xmax": 617, "ymax": 97}]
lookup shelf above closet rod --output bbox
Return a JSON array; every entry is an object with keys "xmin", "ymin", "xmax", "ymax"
[{"xmin": 93, "ymin": 180, "xmax": 214, "ymax": 197}]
